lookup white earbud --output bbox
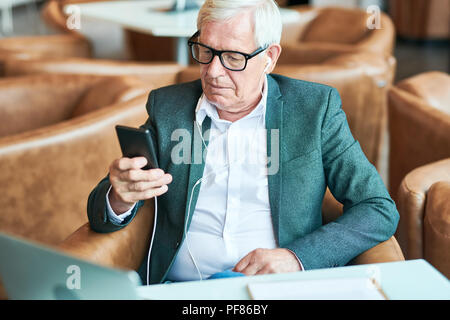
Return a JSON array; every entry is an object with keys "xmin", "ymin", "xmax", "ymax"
[{"xmin": 264, "ymin": 57, "xmax": 272, "ymax": 74}]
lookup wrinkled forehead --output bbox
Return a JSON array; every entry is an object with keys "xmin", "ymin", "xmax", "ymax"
[{"xmin": 198, "ymin": 12, "xmax": 257, "ymax": 51}]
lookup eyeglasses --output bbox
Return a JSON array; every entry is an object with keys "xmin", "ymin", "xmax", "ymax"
[{"xmin": 187, "ymin": 31, "xmax": 268, "ymax": 71}]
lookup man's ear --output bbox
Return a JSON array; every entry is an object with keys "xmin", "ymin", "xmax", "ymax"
[{"xmin": 265, "ymin": 44, "xmax": 282, "ymax": 74}]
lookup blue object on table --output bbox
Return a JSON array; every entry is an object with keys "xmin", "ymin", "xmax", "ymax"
[{"xmin": 208, "ymin": 269, "xmax": 246, "ymax": 280}]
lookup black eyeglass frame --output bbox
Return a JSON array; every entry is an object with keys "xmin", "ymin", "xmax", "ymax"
[{"xmin": 187, "ymin": 30, "xmax": 268, "ymax": 71}]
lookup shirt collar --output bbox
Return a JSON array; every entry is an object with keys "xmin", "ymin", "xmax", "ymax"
[{"xmin": 195, "ymin": 75, "xmax": 268, "ymax": 127}]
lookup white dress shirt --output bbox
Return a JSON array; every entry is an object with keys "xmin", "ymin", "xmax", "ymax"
[{"xmin": 107, "ymin": 76, "xmax": 291, "ymax": 281}]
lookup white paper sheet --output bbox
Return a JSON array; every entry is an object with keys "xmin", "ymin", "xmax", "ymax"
[{"xmin": 247, "ymin": 277, "xmax": 387, "ymax": 300}]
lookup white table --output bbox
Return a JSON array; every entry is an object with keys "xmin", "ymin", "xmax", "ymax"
[
  {"xmin": 67, "ymin": 0, "xmax": 302, "ymax": 65},
  {"xmin": 137, "ymin": 259, "xmax": 450, "ymax": 300}
]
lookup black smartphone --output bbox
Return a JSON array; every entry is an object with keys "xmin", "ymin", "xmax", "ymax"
[{"xmin": 115, "ymin": 125, "xmax": 159, "ymax": 170}]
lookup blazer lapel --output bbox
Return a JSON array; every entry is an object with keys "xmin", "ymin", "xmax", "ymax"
[{"xmin": 265, "ymin": 75, "xmax": 284, "ymax": 244}]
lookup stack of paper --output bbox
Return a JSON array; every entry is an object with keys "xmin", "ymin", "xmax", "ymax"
[{"xmin": 247, "ymin": 277, "xmax": 388, "ymax": 300}]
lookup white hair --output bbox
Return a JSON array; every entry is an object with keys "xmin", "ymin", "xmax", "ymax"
[{"xmin": 197, "ymin": 0, "xmax": 282, "ymax": 49}]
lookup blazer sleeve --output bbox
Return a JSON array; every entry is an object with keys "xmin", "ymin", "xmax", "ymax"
[
  {"xmin": 86, "ymin": 175, "xmax": 145, "ymax": 233},
  {"xmin": 86, "ymin": 91, "xmax": 158, "ymax": 233},
  {"xmin": 284, "ymin": 88, "xmax": 400, "ymax": 270}
]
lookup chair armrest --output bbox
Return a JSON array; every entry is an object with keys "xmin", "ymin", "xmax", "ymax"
[
  {"xmin": 58, "ymin": 200, "xmax": 154, "ymax": 271},
  {"xmin": 424, "ymin": 181, "xmax": 450, "ymax": 278},
  {"xmin": 322, "ymin": 189, "xmax": 405, "ymax": 265},
  {"xmin": 396, "ymin": 158, "xmax": 450, "ymax": 259},
  {"xmin": 321, "ymin": 187, "xmax": 343, "ymax": 224},
  {"xmin": 349, "ymin": 236, "xmax": 405, "ymax": 265}
]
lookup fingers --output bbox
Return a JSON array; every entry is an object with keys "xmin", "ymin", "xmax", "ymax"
[
  {"xmin": 109, "ymin": 157, "xmax": 172, "ymax": 205},
  {"xmin": 233, "ymin": 254, "xmax": 251, "ymax": 273},
  {"xmin": 118, "ymin": 170, "xmax": 171, "ymax": 189},
  {"xmin": 114, "ymin": 156, "xmax": 148, "ymax": 171},
  {"xmin": 116, "ymin": 185, "xmax": 169, "ymax": 204},
  {"xmin": 233, "ymin": 248, "xmax": 301, "ymax": 276},
  {"xmin": 233, "ymin": 249, "xmax": 265, "ymax": 276},
  {"xmin": 255, "ymin": 266, "xmax": 272, "ymax": 275}
]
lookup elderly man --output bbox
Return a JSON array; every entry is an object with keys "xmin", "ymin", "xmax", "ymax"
[{"xmin": 87, "ymin": 0, "xmax": 399, "ymax": 284}]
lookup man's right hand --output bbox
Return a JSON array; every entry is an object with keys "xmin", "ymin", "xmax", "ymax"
[{"xmin": 108, "ymin": 157, "xmax": 172, "ymax": 214}]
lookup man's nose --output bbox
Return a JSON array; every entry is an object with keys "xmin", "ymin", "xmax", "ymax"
[{"xmin": 206, "ymin": 55, "xmax": 226, "ymax": 77}]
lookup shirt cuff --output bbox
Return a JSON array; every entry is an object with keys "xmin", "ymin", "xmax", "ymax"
[
  {"xmin": 286, "ymin": 248, "xmax": 305, "ymax": 271},
  {"xmin": 105, "ymin": 186, "xmax": 136, "ymax": 224}
]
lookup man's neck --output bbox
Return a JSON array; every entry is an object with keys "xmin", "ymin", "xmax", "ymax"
[{"xmin": 217, "ymin": 103, "xmax": 258, "ymax": 122}]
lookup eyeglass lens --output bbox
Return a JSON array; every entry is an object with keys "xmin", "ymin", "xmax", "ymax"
[{"xmin": 191, "ymin": 43, "xmax": 246, "ymax": 70}]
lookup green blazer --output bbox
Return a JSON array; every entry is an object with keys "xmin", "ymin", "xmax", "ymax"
[{"xmin": 87, "ymin": 74, "xmax": 399, "ymax": 284}]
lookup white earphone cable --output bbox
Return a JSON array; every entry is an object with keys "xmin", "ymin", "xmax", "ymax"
[{"xmin": 146, "ymin": 195, "xmax": 158, "ymax": 285}]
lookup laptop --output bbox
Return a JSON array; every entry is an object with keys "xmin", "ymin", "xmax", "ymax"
[{"xmin": 0, "ymin": 231, "xmax": 142, "ymax": 300}]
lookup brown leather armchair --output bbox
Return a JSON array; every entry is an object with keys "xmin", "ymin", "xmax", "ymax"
[
  {"xmin": 396, "ymin": 158, "xmax": 450, "ymax": 278},
  {"xmin": 388, "ymin": 71, "xmax": 450, "ymax": 200},
  {"xmin": 0, "ymin": 74, "xmax": 150, "ymax": 245},
  {"xmin": 278, "ymin": 5, "xmax": 395, "ymax": 65},
  {"xmin": 178, "ymin": 52, "xmax": 396, "ymax": 169},
  {"xmin": 4, "ymin": 57, "xmax": 185, "ymax": 87}
]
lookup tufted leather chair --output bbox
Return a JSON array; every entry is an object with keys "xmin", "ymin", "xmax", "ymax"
[
  {"xmin": 278, "ymin": 5, "xmax": 395, "ymax": 65},
  {"xmin": 0, "ymin": 74, "xmax": 151, "ymax": 246},
  {"xmin": 388, "ymin": 71, "xmax": 450, "ymax": 200},
  {"xmin": 396, "ymin": 158, "xmax": 450, "ymax": 278}
]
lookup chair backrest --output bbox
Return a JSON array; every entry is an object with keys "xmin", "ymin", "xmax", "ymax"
[
  {"xmin": 0, "ymin": 94, "xmax": 149, "ymax": 246},
  {"xmin": 301, "ymin": 7, "xmax": 371, "ymax": 44},
  {"xmin": 4, "ymin": 58, "xmax": 185, "ymax": 88},
  {"xmin": 388, "ymin": 71, "xmax": 450, "ymax": 198},
  {"xmin": 0, "ymin": 74, "xmax": 148, "ymax": 138},
  {"xmin": 278, "ymin": 5, "xmax": 395, "ymax": 65},
  {"xmin": 396, "ymin": 71, "xmax": 450, "ymax": 115},
  {"xmin": 0, "ymin": 34, "xmax": 92, "ymax": 76}
]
